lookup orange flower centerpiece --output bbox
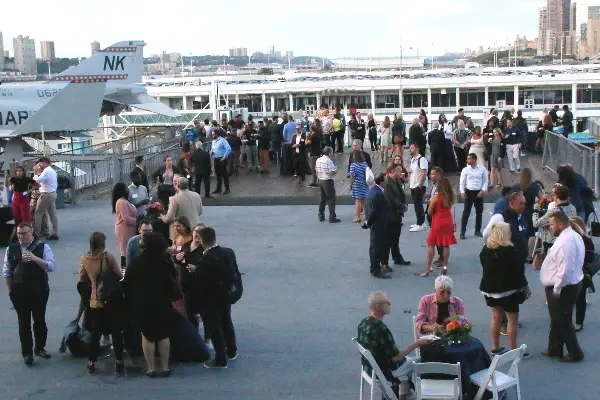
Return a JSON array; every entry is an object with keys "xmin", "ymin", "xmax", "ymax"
[
  {"xmin": 537, "ymin": 194, "xmax": 555, "ymax": 212},
  {"xmin": 146, "ymin": 201, "xmax": 166, "ymax": 222},
  {"xmin": 444, "ymin": 315, "xmax": 471, "ymax": 344}
]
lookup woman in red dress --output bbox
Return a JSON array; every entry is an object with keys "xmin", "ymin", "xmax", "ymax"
[{"xmin": 417, "ymin": 176, "xmax": 457, "ymax": 277}]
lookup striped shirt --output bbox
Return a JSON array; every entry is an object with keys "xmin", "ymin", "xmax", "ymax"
[{"xmin": 316, "ymin": 155, "xmax": 336, "ymax": 180}]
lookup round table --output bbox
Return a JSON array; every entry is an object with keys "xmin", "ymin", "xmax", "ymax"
[{"xmin": 420, "ymin": 336, "xmax": 492, "ymax": 399}]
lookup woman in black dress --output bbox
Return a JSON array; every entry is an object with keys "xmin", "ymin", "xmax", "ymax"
[{"xmin": 125, "ymin": 232, "xmax": 180, "ymax": 377}]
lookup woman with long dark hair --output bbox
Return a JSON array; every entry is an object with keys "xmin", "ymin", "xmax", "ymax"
[
  {"xmin": 80, "ymin": 232, "xmax": 124, "ymax": 374},
  {"xmin": 418, "ymin": 176, "xmax": 457, "ymax": 276},
  {"xmin": 367, "ymin": 113, "xmax": 378, "ymax": 152},
  {"xmin": 112, "ymin": 182, "xmax": 137, "ymax": 268},
  {"xmin": 125, "ymin": 232, "xmax": 179, "ymax": 377},
  {"xmin": 9, "ymin": 166, "xmax": 37, "ymax": 227},
  {"xmin": 419, "ymin": 109, "xmax": 428, "ymax": 133},
  {"xmin": 570, "ymin": 216, "xmax": 596, "ymax": 332}
]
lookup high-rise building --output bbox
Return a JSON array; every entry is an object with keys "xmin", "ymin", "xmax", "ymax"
[
  {"xmin": 590, "ymin": 5, "xmax": 600, "ymax": 19},
  {"xmin": 578, "ymin": 6, "xmax": 600, "ymax": 58},
  {"xmin": 91, "ymin": 41, "xmax": 100, "ymax": 55},
  {"xmin": 538, "ymin": 0, "xmax": 577, "ymax": 56},
  {"xmin": 13, "ymin": 35, "xmax": 36, "ymax": 75},
  {"xmin": 228, "ymin": 48, "xmax": 248, "ymax": 57},
  {"xmin": 40, "ymin": 40, "xmax": 55, "ymax": 61},
  {"xmin": 269, "ymin": 46, "xmax": 275, "ymax": 57},
  {"xmin": 0, "ymin": 32, "xmax": 4, "ymax": 70}
]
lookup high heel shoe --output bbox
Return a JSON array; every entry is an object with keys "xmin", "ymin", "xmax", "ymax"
[
  {"xmin": 415, "ymin": 269, "xmax": 433, "ymax": 277},
  {"xmin": 87, "ymin": 361, "xmax": 96, "ymax": 375},
  {"xmin": 352, "ymin": 217, "xmax": 361, "ymax": 223},
  {"xmin": 441, "ymin": 266, "xmax": 448, "ymax": 275}
]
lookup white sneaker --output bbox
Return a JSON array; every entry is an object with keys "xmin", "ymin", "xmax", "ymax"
[
  {"xmin": 410, "ymin": 224, "xmax": 417, "ymax": 228},
  {"xmin": 100, "ymin": 335, "xmax": 111, "ymax": 347},
  {"xmin": 409, "ymin": 224, "xmax": 425, "ymax": 232}
]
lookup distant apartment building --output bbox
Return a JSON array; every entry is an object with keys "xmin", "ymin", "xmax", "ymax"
[
  {"xmin": 91, "ymin": 40, "xmax": 100, "ymax": 55},
  {"xmin": 538, "ymin": 0, "xmax": 577, "ymax": 56},
  {"xmin": 169, "ymin": 52, "xmax": 182, "ymax": 62},
  {"xmin": 578, "ymin": 12, "xmax": 600, "ymax": 59},
  {"xmin": 285, "ymin": 50, "xmax": 294, "ymax": 60},
  {"xmin": 40, "ymin": 40, "xmax": 55, "ymax": 61},
  {"xmin": 13, "ymin": 35, "xmax": 37, "ymax": 75},
  {"xmin": 514, "ymin": 35, "xmax": 529, "ymax": 51},
  {"xmin": 228, "ymin": 47, "xmax": 248, "ymax": 57},
  {"xmin": 0, "ymin": 32, "xmax": 4, "ymax": 70}
]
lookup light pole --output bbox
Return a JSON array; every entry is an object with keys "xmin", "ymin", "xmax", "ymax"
[
  {"xmin": 47, "ymin": 62, "xmax": 51, "ymax": 79},
  {"xmin": 189, "ymin": 53, "xmax": 193, "ymax": 76}
]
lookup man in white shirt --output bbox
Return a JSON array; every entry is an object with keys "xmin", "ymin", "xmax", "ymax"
[
  {"xmin": 128, "ymin": 171, "xmax": 149, "ymax": 217},
  {"xmin": 408, "ymin": 144, "xmax": 428, "ymax": 232},
  {"xmin": 540, "ymin": 211, "xmax": 585, "ymax": 362},
  {"xmin": 315, "ymin": 147, "xmax": 340, "ymax": 223},
  {"xmin": 32, "ymin": 157, "xmax": 59, "ymax": 240},
  {"xmin": 459, "ymin": 153, "xmax": 488, "ymax": 239}
]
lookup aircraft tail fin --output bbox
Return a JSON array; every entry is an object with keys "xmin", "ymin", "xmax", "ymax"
[
  {"xmin": 2, "ymin": 80, "xmax": 107, "ymax": 138},
  {"xmin": 54, "ymin": 41, "xmax": 145, "ymax": 84}
]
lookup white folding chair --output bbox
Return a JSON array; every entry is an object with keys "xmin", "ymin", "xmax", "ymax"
[
  {"xmin": 413, "ymin": 362, "xmax": 462, "ymax": 400},
  {"xmin": 470, "ymin": 344, "xmax": 527, "ymax": 400},
  {"xmin": 412, "ymin": 315, "xmax": 421, "ymax": 358},
  {"xmin": 352, "ymin": 338, "xmax": 411, "ymax": 400}
]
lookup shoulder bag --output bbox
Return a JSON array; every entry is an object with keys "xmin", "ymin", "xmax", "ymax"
[
  {"xmin": 96, "ymin": 253, "xmax": 122, "ymax": 303},
  {"xmin": 590, "ymin": 212, "xmax": 600, "ymax": 238}
]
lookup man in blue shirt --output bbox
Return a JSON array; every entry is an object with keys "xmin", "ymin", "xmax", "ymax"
[
  {"xmin": 493, "ymin": 186, "xmax": 512, "ymax": 214},
  {"xmin": 283, "ymin": 115, "xmax": 297, "ymax": 143},
  {"xmin": 210, "ymin": 124, "xmax": 232, "ymax": 195}
]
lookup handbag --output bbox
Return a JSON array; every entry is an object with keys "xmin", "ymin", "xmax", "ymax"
[
  {"xmin": 590, "ymin": 212, "xmax": 600, "ymax": 237},
  {"xmin": 584, "ymin": 252, "xmax": 600, "ymax": 277},
  {"xmin": 365, "ymin": 166, "xmax": 375, "ymax": 187},
  {"xmin": 96, "ymin": 252, "xmax": 121, "ymax": 303}
]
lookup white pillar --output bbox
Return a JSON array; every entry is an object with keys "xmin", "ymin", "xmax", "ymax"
[
  {"xmin": 484, "ymin": 87, "xmax": 489, "ymax": 107},
  {"xmin": 316, "ymin": 93, "xmax": 321, "ymax": 108},
  {"xmin": 235, "ymin": 93, "xmax": 240, "ymax": 106},
  {"xmin": 370, "ymin": 89, "xmax": 376, "ymax": 115},
  {"xmin": 270, "ymin": 95, "xmax": 275, "ymax": 113},
  {"xmin": 456, "ymin": 87, "xmax": 460, "ymax": 109},
  {"xmin": 399, "ymin": 89, "xmax": 404, "ymax": 112},
  {"xmin": 182, "ymin": 96, "xmax": 188, "ymax": 110},
  {"xmin": 289, "ymin": 93, "xmax": 294, "ymax": 111},
  {"xmin": 572, "ymin": 83, "xmax": 578, "ymax": 113},
  {"xmin": 514, "ymin": 85, "xmax": 519, "ymax": 110},
  {"xmin": 262, "ymin": 93, "xmax": 267, "ymax": 114},
  {"xmin": 427, "ymin": 88, "xmax": 432, "ymax": 116}
]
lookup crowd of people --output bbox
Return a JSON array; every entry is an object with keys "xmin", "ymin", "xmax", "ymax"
[{"xmin": 2, "ymin": 156, "xmax": 242, "ymax": 376}]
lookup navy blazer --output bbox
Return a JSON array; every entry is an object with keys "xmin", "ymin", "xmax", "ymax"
[{"xmin": 366, "ymin": 186, "xmax": 390, "ymax": 231}]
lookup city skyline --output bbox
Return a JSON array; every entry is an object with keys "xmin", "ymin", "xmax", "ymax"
[{"xmin": 2, "ymin": 0, "xmax": 544, "ymax": 59}]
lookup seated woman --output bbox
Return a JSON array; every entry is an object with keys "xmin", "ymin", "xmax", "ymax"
[{"xmin": 415, "ymin": 276, "xmax": 465, "ymax": 335}]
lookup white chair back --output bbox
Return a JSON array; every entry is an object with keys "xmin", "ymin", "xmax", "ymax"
[
  {"xmin": 412, "ymin": 315, "xmax": 421, "ymax": 358},
  {"xmin": 413, "ymin": 362, "xmax": 461, "ymax": 400},
  {"xmin": 352, "ymin": 337, "xmax": 399, "ymax": 400},
  {"xmin": 473, "ymin": 344, "xmax": 526, "ymax": 400}
]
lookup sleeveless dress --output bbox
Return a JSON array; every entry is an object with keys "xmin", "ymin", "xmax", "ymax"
[
  {"xmin": 469, "ymin": 135, "xmax": 487, "ymax": 168},
  {"xmin": 426, "ymin": 195, "xmax": 457, "ymax": 247},
  {"xmin": 350, "ymin": 161, "xmax": 369, "ymax": 200}
]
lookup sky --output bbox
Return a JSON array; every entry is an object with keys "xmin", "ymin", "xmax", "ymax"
[{"xmin": 1, "ymin": 0, "xmax": 543, "ymax": 59}]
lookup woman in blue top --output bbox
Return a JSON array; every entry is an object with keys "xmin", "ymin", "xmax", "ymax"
[{"xmin": 349, "ymin": 150, "xmax": 370, "ymax": 223}]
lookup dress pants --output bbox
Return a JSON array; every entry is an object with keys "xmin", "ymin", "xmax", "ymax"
[
  {"xmin": 506, "ymin": 144, "xmax": 521, "ymax": 171},
  {"xmin": 195, "ymin": 173, "xmax": 211, "ymax": 197},
  {"xmin": 369, "ymin": 228, "xmax": 387, "ymax": 275},
  {"xmin": 411, "ymin": 187, "xmax": 426, "ymax": 226},
  {"xmin": 88, "ymin": 302, "xmax": 124, "ymax": 362},
  {"xmin": 246, "ymin": 145, "xmax": 258, "ymax": 169},
  {"xmin": 293, "ymin": 153, "xmax": 306, "ymax": 182},
  {"xmin": 34, "ymin": 192, "xmax": 58, "ymax": 237},
  {"xmin": 545, "ymin": 283, "xmax": 584, "ymax": 358},
  {"xmin": 214, "ymin": 158, "xmax": 229, "ymax": 191},
  {"xmin": 9, "ymin": 284, "xmax": 49, "ymax": 357},
  {"xmin": 461, "ymin": 189, "xmax": 484, "ymax": 235},
  {"xmin": 318, "ymin": 180, "xmax": 336, "ymax": 219},
  {"xmin": 333, "ymin": 131, "xmax": 344, "ymax": 152},
  {"xmin": 430, "ymin": 151, "xmax": 442, "ymax": 169},
  {"xmin": 201, "ymin": 303, "xmax": 237, "ymax": 365},
  {"xmin": 228, "ymin": 150, "xmax": 240, "ymax": 175},
  {"xmin": 309, "ymin": 156, "xmax": 319, "ymax": 185},
  {"xmin": 454, "ymin": 147, "xmax": 467, "ymax": 171},
  {"xmin": 386, "ymin": 220, "xmax": 403, "ymax": 263},
  {"xmin": 259, "ymin": 148, "xmax": 270, "ymax": 171},
  {"xmin": 271, "ymin": 141, "xmax": 282, "ymax": 164}
]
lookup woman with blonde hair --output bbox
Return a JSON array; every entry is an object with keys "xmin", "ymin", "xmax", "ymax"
[
  {"xmin": 391, "ymin": 113, "xmax": 406, "ymax": 161},
  {"xmin": 380, "ymin": 116, "xmax": 392, "ymax": 162},
  {"xmin": 569, "ymin": 216, "xmax": 596, "ymax": 332},
  {"xmin": 479, "ymin": 222, "xmax": 530, "ymax": 356}
]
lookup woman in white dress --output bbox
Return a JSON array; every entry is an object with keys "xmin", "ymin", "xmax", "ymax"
[
  {"xmin": 468, "ymin": 126, "xmax": 487, "ymax": 170},
  {"xmin": 379, "ymin": 116, "xmax": 392, "ymax": 162}
]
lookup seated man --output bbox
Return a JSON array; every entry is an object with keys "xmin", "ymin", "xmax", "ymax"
[
  {"xmin": 415, "ymin": 276, "xmax": 465, "ymax": 335},
  {"xmin": 357, "ymin": 292, "xmax": 433, "ymax": 387}
]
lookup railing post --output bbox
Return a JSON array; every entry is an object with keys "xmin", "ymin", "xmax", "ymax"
[
  {"xmin": 91, "ymin": 162, "xmax": 97, "ymax": 200},
  {"xmin": 69, "ymin": 162, "xmax": 77, "ymax": 205}
]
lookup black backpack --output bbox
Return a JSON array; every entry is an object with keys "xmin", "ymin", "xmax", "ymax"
[
  {"xmin": 59, "ymin": 322, "xmax": 91, "ymax": 357},
  {"xmin": 220, "ymin": 247, "xmax": 243, "ymax": 304}
]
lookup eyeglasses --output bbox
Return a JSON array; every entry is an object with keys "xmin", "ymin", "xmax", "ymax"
[{"xmin": 16, "ymin": 231, "xmax": 31, "ymax": 236}]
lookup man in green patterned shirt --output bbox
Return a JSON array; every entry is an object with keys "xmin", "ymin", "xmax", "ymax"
[{"xmin": 357, "ymin": 292, "xmax": 433, "ymax": 382}]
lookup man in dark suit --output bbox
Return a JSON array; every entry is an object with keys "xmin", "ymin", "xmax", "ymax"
[
  {"xmin": 363, "ymin": 173, "xmax": 391, "ymax": 279},
  {"xmin": 194, "ymin": 227, "xmax": 238, "ymax": 369},
  {"xmin": 409, "ymin": 118, "xmax": 426, "ymax": 157},
  {"xmin": 268, "ymin": 117, "xmax": 284, "ymax": 164},
  {"xmin": 427, "ymin": 122, "xmax": 446, "ymax": 169},
  {"xmin": 132, "ymin": 155, "xmax": 149, "ymax": 190},
  {"xmin": 291, "ymin": 123, "xmax": 308, "ymax": 185},
  {"xmin": 190, "ymin": 141, "xmax": 213, "ymax": 198},
  {"xmin": 383, "ymin": 166, "xmax": 411, "ymax": 268}
]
